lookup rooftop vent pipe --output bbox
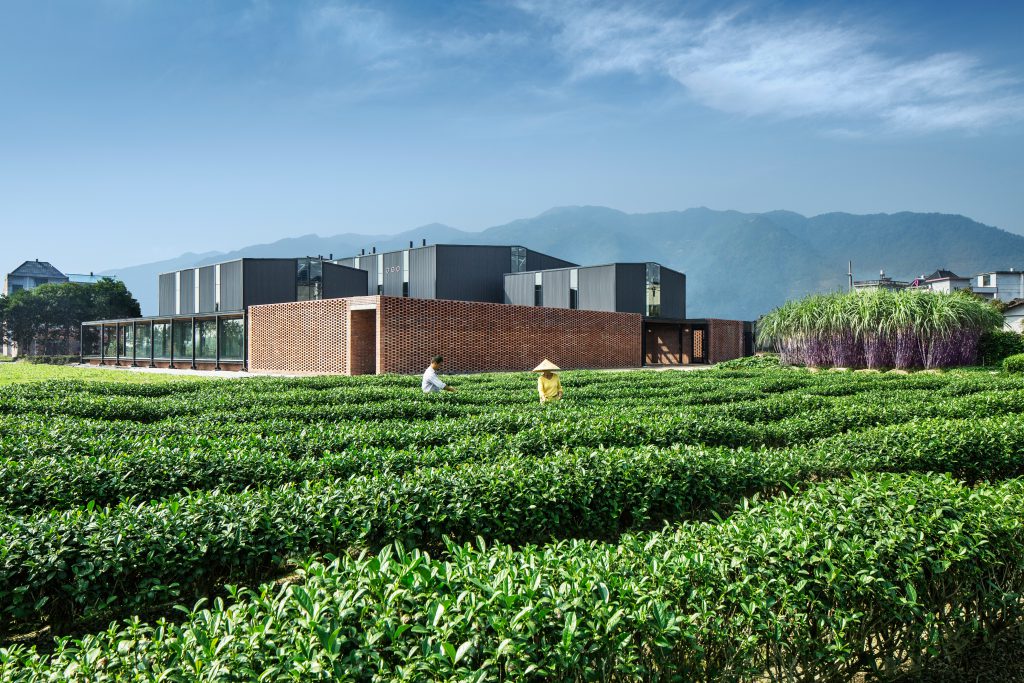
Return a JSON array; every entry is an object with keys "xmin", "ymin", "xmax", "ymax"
[
  {"xmin": 422, "ymin": 238, "xmax": 426, "ymax": 246},
  {"xmin": 409, "ymin": 241, "xmax": 413, "ymax": 248}
]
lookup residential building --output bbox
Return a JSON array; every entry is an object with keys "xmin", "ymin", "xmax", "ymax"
[
  {"xmin": 909, "ymin": 269, "xmax": 973, "ymax": 294},
  {"xmin": 1003, "ymin": 300, "xmax": 1024, "ymax": 333},
  {"xmin": 3, "ymin": 260, "xmax": 69, "ymax": 295},
  {"xmin": 853, "ymin": 270, "xmax": 909, "ymax": 292},
  {"xmin": 971, "ymin": 270, "xmax": 1024, "ymax": 303}
]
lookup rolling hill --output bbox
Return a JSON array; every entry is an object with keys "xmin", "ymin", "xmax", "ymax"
[{"xmin": 104, "ymin": 207, "xmax": 1024, "ymax": 320}]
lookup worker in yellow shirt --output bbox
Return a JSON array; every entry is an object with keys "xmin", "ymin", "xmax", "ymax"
[{"xmin": 532, "ymin": 359, "xmax": 563, "ymax": 403}]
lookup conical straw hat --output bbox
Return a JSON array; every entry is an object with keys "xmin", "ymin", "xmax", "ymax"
[{"xmin": 532, "ymin": 359, "xmax": 561, "ymax": 372}]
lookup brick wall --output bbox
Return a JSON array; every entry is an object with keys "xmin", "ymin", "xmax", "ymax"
[
  {"xmin": 706, "ymin": 318, "xmax": 746, "ymax": 364},
  {"xmin": 248, "ymin": 295, "xmax": 642, "ymax": 375},
  {"xmin": 249, "ymin": 298, "xmax": 351, "ymax": 373},
  {"xmin": 377, "ymin": 297, "xmax": 641, "ymax": 374}
]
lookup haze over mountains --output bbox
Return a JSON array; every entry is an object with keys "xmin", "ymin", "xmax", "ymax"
[{"xmin": 105, "ymin": 207, "xmax": 1024, "ymax": 320}]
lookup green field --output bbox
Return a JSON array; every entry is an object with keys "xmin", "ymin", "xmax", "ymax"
[
  {"xmin": 2, "ymin": 364, "xmax": 1024, "ymax": 680},
  {"xmin": 0, "ymin": 362, "xmax": 206, "ymax": 386}
]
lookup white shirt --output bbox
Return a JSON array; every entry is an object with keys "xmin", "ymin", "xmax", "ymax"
[{"xmin": 422, "ymin": 366, "xmax": 446, "ymax": 393}]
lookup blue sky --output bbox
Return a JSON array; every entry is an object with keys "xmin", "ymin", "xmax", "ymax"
[{"xmin": 2, "ymin": 0, "xmax": 1023, "ymax": 274}]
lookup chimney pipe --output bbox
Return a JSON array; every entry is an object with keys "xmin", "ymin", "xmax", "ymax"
[
  {"xmin": 372, "ymin": 246, "xmax": 376, "ymax": 254},
  {"xmin": 360, "ymin": 248, "xmax": 365, "ymax": 255},
  {"xmin": 422, "ymin": 238, "xmax": 426, "ymax": 246},
  {"xmin": 329, "ymin": 253, "xmax": 333, "ymax": 260},
  {"xmin": 409, "ymin": 240, "xmax": 413, "ymax": 249}
]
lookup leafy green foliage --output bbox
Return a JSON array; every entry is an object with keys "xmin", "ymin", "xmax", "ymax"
[
  {"xmin": 4, "ymin": 474, "xmax": 1024, "ymax": 681},
  {"xmin": 979, "ymin": 329, "xmax": 1024, "ymax": 365},
  {"xmin": 1, "ymin": 368, "xmax": 1024, "ymax": 680},
  {"xmin": 1004, "ymin": 353, "xmax": 1024, "ymax": 373}
]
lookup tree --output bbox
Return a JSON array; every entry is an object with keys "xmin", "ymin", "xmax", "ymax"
[{"xmin": 0, "ymin": 278, "xmax": 141, "ymax": 356}]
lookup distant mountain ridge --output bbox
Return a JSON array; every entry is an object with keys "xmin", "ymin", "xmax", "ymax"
[{"xmin": 104, "ymin": 207, "xmax": 1024, "ymax": 320}]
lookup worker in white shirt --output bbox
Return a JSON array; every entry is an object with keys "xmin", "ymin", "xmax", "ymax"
[{"xmin": 422, "ymin": 355, "xmax": 456, "ymax": 393}]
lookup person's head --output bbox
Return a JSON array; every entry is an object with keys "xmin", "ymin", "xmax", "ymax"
[
  {"xmin": 431, "ymin": 355, "xmax": 443, "ymax": 369},
  {"xmin": 542, "ymin": 370, "xmax": 554, "ymax": 379}
]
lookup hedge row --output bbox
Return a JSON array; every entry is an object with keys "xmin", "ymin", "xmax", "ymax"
[
  {"xmin": 2, "ymin": 414, "xmax": 1024, "ymax": 634},
  {"xmin": 4, "ymin": 474, "xmax": 1023, "ymax": 681}
]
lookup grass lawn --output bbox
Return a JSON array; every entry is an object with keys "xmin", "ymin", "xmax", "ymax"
[{"xmin": 0, "ymin": 362, "xmax": 206, "ymax": 385}]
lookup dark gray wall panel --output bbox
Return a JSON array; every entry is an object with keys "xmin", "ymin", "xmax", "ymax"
[
  {"xmin": 526, "ymin": 250, "xmax": 577, "ymax": 271},
  {"xmin": 542, "ymin": 268, "xmax": 571, "ymax": 308},
  {"xmin": 178, "ymin": 269, "xmax": 195, "ymax": 315},
  {"xmin": 220, "ymin": 260, "xmax": 243, "ymax": 312},
  {"xmin": 198, "ymin": 266, "xmax": 216, "ymax": 313},
  {"xmin": 435, "ymin": 245, "xmax": 507, "ymax": 302},
  {"xmin": 578, "ymin": 265, "xmax": 616, "ymax": 312},
  {"xmin": 409, "ymin": 246, "xmax": 436, "ymax": 299},
  {"xmin": 660, "ymin": 267, "xmax": 686, "ymax": 319},
  {"xmin": 503, "ymin": 272, "xmax": 534, "ymax": 305},
  {"xmin": 614, "ymin": 263, "xmax": 647, "ymax": 315},
  {"xmin": 243, "ymin": 259, "xmax": 297, "ymax": 307},
  {"xmin": 158, "ymin": 273, "xmax": 175, "ymax": 316},
  {"xmin": 323, "ymin": 262, "xmax": 369, "ymax": 298},
  {"xmin": 383, "ymin": 251, "xmax": 404, "ymax": 296}
]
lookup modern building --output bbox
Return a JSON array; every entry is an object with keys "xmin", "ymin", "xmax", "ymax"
[
  {"xmin": 3, "ymin": 260, "xmax": 69, "ymax": 295},
  {"xmin": 83, "ymin": 243, "xmax": 754, "ymax": 373},
  {"xmin": 504, "ymin": 262, "xmax": 685, "ymax": 318},
  {"xmin": 157, "ymin": 257, "xmax": 368, "ymax": 316},
  {"xmin": 335, "ymin": 243, "xmax": 575, "ymax": 303}
]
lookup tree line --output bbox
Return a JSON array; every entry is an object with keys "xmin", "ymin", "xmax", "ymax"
[{"xmin": 0, "ymin": 279, "xmax": 140, "ymax": 357}]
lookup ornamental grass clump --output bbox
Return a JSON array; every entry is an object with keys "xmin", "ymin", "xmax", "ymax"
[{"xmin": 758, "ymin": 289, "xmax": 1002, "ymax": 369}]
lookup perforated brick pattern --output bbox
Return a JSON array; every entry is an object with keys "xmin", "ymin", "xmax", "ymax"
[
  {"xmin": 249, "ymin": 298, "xmax": 350, "ymax": 373},
  {"xmin": 706, "ymin": 318, "xmax": 745, "ymax": 364}
]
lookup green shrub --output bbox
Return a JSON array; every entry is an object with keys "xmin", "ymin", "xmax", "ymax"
[
  {"xmin": 979, "ymin": 329, "xmax": 1024, "ymax": 365},
  {"xmin": 5, "ymin": 474, "xmax": 1023, "ymax": 682},
  {"xmin": 1004, "ymin": 353, "xmax": 1024, "ymax": 373},
  {"xmin": 0, "ymin": 355, "xmax": 14, "ymax": 363},
  {"xmin": 21, "ymin": 355, "xmax": 79, "ymax": 365},
  {"xmin": 713, "ymin": 353, "xmax": 780, "ymax": 370}
]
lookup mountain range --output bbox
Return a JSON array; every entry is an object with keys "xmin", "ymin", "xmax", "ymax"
[{"xmin": 103, "ymin": 207, "xmax": 1024, "ymax": 320}]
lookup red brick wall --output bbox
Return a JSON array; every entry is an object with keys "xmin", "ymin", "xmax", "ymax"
[
  {"xmin": 249, "ymin": 298, "xmax": 351, "ymax": 373},
  {"xmin": 348, "ymin": 308, "xmax": 377, "ymax": 375},
  {"xmin": 377, "ymin": 297, "xmax": 641, "ymax": 374},
  {"xmin": 248, "ymin": 296, "xmax": 642, "ymax": 375},
  {"xmin": 706, "ymin": 319, "xmax": 745, "ymax": 364}
]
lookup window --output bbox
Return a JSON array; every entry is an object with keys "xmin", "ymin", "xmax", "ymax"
[
  {"xmin": 8, "ymin": 284, "xmax": 22, "ymax": 293},
  {"xmin": 152, "ymin": 323, "xmax": 170, "ymax": 358},
  {"xmin": 402, "ymin": 250, "xmax": 410, "ymax": 297},
  {"xmin": 646, "ymin": 263, "xmax": 662, "ymax": 318},
  {"xmin": 135, "ymin": 322, "xmax": 152, "ymax": 359},
  {"xmin": 219, "ymin": 318, "xmax": 244, "ymax": 360},
  {"xmin": 534, "ymin": 272, "xmax": 543, "ymax": 306},
  {"xmin": 215, "ymin": 265, "xmax": 221, "ymax": 312},
  {"xmin": 196, "ymin": 320, "xmax": 218, "ymax": 359},
  {"xmin": 172, "ymin": 319, "xmax": 193, "ymax": 358},
  {"xmin": 103, "ymin": 326, "xmax": 117, "ymax": 357},
  {"xmin": 117, "ymin": 325, "xmax": 130, "ymax": 357},
  {"xmin": 296, "ymin": 258, "xmax": 323, "ymax": 301},
  {"xmin": 511, "ymin": 246, "xmax": 527, "ymax": 273},
  {"xmin": 569, "ymin": 269, "xmax": 578, "ymax": 310},
  {"xmin": 82, "ymin": 325, "xmax": 101, "ymax": 356},
  {"xmin": 377, "ymin": 254, "xmax": 383, "ymax": 295}
]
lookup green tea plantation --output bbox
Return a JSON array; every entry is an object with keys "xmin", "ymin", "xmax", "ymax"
[{"xmin": 2, "ymin": 365, "xmax": 1024, "ymax": 681}]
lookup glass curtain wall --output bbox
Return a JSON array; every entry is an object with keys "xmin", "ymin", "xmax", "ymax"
[
  {"xmin": 646, "ymin": 263, "xmax": 662, "ymax": 318},
  {"xmin": 197, "ymin": 320, "xmax": 218, "ymax": 359},
  {"xmin": 153, "ymin": 323, "xmax": 170, "ymax": 358},
  {"xmin": 511, "ymin": 247, "xmax": 527, "ymax": 273},
  {"xmin": 297, "ymin": 258, "xmax": 323, "ymax": 301},
  {"xmin": 219, "ymin": 318, "xmax": 244, "ymax": 360},
  {"xmin": 135, "ymin": 322, "xmax": 152, "ymax": 359},
  {"xmin": 172, "ymin": 320, "xmax": 193, "ymax": 358},
  {"xmin": 102, "ymin": 326, "xmax": 117, "ymax": 357}
]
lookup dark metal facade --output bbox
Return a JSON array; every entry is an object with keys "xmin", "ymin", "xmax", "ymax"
[
  {"xmin": 323, "ymin": 262, "xmax": 369, "ymax": 299},
  {"xmin": 335, "ymin": 244, "xmax": 576, "ymax": 304},
  {"xmin": 243, "ymin": 259, "xmax": 298, "ymax": 308},
  {"xmin": 504, "ymin": 262, "xmax": 686, "ymax": 319}
]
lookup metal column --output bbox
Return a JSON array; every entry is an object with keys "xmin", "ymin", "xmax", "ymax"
[
  {"xmin": 131, "ymin": 321, "xmax": 137, "ymax": 367},
  {"xmin": 190, "ymin": 316, "xmax": 197, "ymax": 370}
]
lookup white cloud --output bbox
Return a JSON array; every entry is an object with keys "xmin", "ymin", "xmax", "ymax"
[{"xmin": 519, "ymin": 1, "xmax": 1024, "ymax": 134}]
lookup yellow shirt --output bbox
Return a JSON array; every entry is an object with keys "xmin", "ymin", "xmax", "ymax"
[{"xmin": 538, "ymin": 374, "xmax": 562, "ymax": 402}]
